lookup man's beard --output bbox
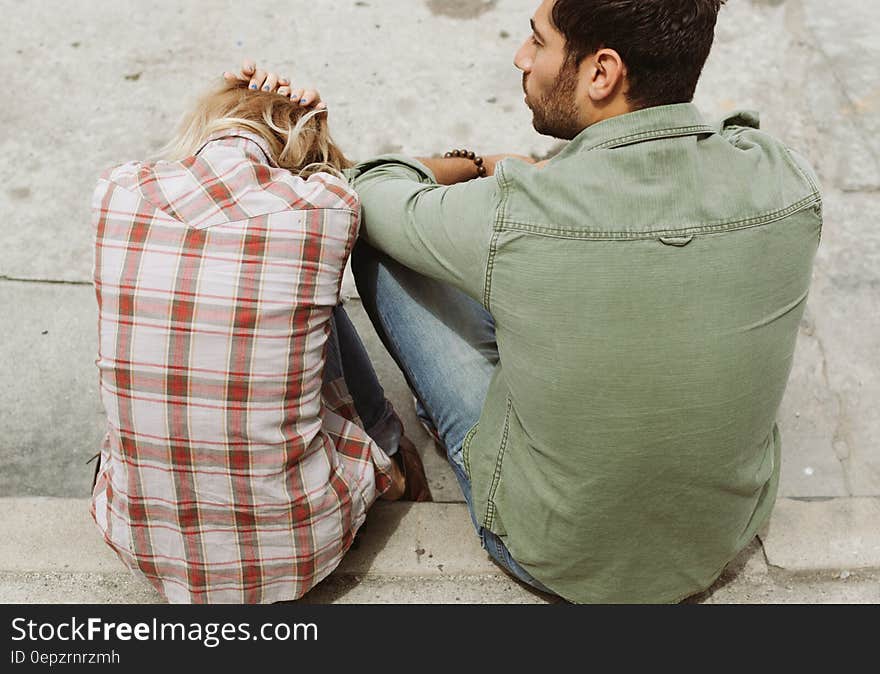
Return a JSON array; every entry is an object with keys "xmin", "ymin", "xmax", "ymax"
[{"xmin": 526, "ymin": 59, "xmax": 583, "ymax": 140}]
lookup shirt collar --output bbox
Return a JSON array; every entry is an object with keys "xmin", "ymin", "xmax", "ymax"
[
  {"xmin": 199, "ymin": 129, "xmax": 279, "ymax": 167},
  {"xmin": 568, "ymin": 103, "xmax": 714, "ymax": 153}
]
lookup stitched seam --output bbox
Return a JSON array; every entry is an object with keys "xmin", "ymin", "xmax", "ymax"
[
  {"xmin": 482, "ymin": 167, "xmax": 510, "ymax": 311},
  {"xmin": 483, "ymin": 396, "xmax": 512, "ymax": 530},
  {"xmin": 485, "ymin": 501, "xmax": 496, "ymax": 529},
  {"xmin": 587, "ymin": 124, "xmax": 714, "ymax": 151},
  {"xmin": 499, "ymin": 193, "xmax": 821, "ymax": 241},
  {"xmin": 781, "ymin": 145, "xmax": 824, "ymax": 241},
  {"xmin": 461, "ymin": 422, "xmax": 479, "ymax": 477},
  {"xmin": 781, "ymin": 145, "xmax": 820, "ymax": 195}
]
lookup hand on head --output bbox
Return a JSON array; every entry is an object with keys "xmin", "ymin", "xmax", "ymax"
[{"xmin": 223, "ymin": 59, "xmax": 325, "ymax": 109}]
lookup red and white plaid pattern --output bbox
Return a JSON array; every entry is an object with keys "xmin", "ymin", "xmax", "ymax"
[{"xmin": 90, "ymin": 131, "xmax": 393, "ymax": 603}]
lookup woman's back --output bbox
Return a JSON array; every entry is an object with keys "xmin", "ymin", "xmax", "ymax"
[{"xmin": 91, "ymin": 128, "xmax": 391, "ymax": 603}]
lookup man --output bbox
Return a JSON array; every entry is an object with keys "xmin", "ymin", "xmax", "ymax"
[{"xmin": 241, "ymin": 0, "xmax": 821, "ymax": 602}]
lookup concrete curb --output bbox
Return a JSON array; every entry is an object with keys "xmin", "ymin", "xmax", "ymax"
[
  {"xmin": 0, "ymin": 499, "xmax": 499, "ymax": 576},
  {"xmin": 1, "ymin": 497, "xmax": 878, "ymax": 603},
  {"xmin": 0, "ymin": 498, "xmax": 551, "ymax": 603},
  {"xmin": 758, "ymin": 497, "xmax": 880, "ymax": 572}
]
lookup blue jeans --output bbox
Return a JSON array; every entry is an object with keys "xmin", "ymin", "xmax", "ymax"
[
  {"xmin": 351, "ymin": 240, "xmax": 553, "ymax": 594},
  {"xmin": 325, "ymin": 305, "xmax": 402, "ymax": 458}
]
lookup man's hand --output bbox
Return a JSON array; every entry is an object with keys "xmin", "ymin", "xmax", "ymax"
[{"xmin": 223, "ymin": 59, "xmax": 325, "ymax": 109}]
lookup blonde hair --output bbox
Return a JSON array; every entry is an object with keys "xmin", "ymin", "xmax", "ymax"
[{"xmin": 158, "ymin": 79, "xmax": 352, "ymax": 179}]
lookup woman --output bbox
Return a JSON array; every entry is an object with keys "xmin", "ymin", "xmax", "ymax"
[{"xmin": 90, "ymin": 79, "xmax": 430, "ymax": 604}]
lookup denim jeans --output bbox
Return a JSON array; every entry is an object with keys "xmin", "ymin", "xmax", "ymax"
[
  {"xmin": 325, "ymin": 305, "xmax": 402, "ymax": 458},
  {"xmin": 351, "ymin": 240, "xmax": 553, "ymax": 594}
]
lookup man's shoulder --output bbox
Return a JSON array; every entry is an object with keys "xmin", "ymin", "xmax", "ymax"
[
  {"xmin": 715, "ymin": 110, "xmax": 821, "ymax": 205},
  {"xmin": 493, "ymin": 109, "xmax": 820, "ymax": 236}
]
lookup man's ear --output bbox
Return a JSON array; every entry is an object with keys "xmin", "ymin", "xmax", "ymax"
[{"xmin": 587, "ymin": 48, "xmax": 626, "ymax": 102}]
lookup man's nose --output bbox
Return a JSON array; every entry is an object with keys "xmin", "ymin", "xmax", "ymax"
[{"xmin": 514, "ymin": 40, "xmax": 533, "ymax": 72}]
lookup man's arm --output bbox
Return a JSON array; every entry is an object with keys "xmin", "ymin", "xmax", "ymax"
[
  {"xmin": 415, "ymin": 156, "xmax": 482, "ymax": 184},
  {"xmin": 349, "ymin": 156, "xmax": 502, "ymax": 303},
  {"xmin": 416, "ymin": 154, "xmax": 536, "ymax": 184}
]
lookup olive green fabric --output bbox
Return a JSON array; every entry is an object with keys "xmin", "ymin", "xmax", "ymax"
[{"xmin": 350, "ymin": 103, "xmax": 821, "ymax": 603}]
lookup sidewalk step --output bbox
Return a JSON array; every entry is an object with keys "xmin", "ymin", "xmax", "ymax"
[
  {"xmin": 759, "ymin": 497, "xmax": 880, "ymax": 571},
  {"xmin": 1, "ymin": 497, "xmax": 878, "ymax": 603},
  {"xmin": 0, "ymin": 571, "xmax": 555, "ymax": 604},
  {"xmin": 0, "ymin": 498, "xmax": 550, "ymax": 603},
  {"xmin": 0, "ymin": 499, "xmax": 500, "ymax": 577}
]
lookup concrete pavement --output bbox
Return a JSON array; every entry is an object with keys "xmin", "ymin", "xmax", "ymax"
[
  {"xmin": 0, "ymin": 0, "xmax": 878, "ymax": 602},
  {"xmin": 1, "ymin": 498, "xmax": 878, "ymax": 603}
]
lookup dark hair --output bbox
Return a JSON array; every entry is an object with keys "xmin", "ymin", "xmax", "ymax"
[{"xmin": 550, "ymin": 0, "xmax": 726, "ymax": 109}]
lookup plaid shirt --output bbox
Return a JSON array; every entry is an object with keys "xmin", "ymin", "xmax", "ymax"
[{"xmin": 90, "ymin": 131, "xmax": 393, "ymax": 603}]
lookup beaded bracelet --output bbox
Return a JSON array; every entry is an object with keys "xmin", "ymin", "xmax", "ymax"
[{"xmin": 444, "ymin": 148, "xmax": 487, "ymax": 177}]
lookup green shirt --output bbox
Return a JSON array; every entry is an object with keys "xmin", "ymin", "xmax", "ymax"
[{"xmin": 350, "ymin": 103, "xmax": 822, "ymax": 603}]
